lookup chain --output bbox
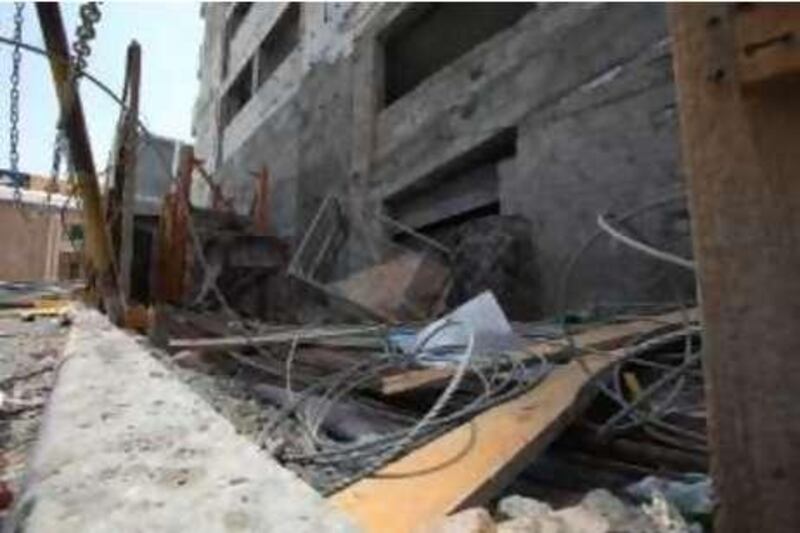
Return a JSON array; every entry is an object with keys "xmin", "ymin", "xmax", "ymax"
[
  {"xmin": 72, "ymin": 2, "xmax": 101, "ymax": 76},
  {"xmin": 8, "ymin": 2, "xmax": 25, "ymax": 206},
  {"xmin": 47, "ymin": 129, "xmax": 65, "ymax": 206},
  {"xmin": 46, "ymin": 2, "xmax": 102, "ymax": 212}
]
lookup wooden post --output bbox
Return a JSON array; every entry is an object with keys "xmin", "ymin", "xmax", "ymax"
[
  {"xmin": 118, "ymin": 42, "xmax": 141, "ymax": 302},
  {"xmin": 669, "ymin": 4, "xmax": 800, "ymax": 532},
  {"xmin": 154, "ymin": 192, "xmax": 176, "ymax": 304},
  {"xmin": 251, "ymin": 166, "xmax": 270, "ymax": 235},
  {"xmin": 106, "ymin": 41, "xmax": 141, "ymax": 303},
  {"xmin": 37, "ymin": 3, "xmax": 123, "ymax": 322}
]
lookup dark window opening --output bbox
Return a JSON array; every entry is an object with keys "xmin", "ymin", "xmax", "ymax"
[
  {"xmin": 229, "ymin": 2, "xmax": 253, "ymax": 39},
  {"xmin": 382, "ymin": 3, "xmax": 535, "ymax": 106},
  {"xmin": 131, "ymin": 223, "xmax": 155, "ymax": 304},
  {"xmin": 68, "ymin": 260, "xmax": 80, "ymax": 280},
  {"xmin": 387, "ymin": 129, "xmax": 539, "ymax": 319},
  {"xmin": 386, "ymin": 128, "xmax": 517, "ymax": 233},
  {"xmin": 257, "ymin": 2, "xmax": 301, "ymax": 87},
  {"xmin": 222, "ymin": 60, "xmax": 253, "ymax": 127},
  {"xmin": 222, "ymin": 3, "xmax": 254, "ymax": 79}
]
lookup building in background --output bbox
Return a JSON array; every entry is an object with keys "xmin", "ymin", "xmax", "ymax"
[
  {"xmin": 0, "ymin": 134, "xmax": 187, "ymax": 285},
  {"xmin": 192, "ymin": 3, "xmax": 693, "ymax": 318},
  {"xmin": 0, "ymin": 183, "xmax": 83, "ymax": 282}
]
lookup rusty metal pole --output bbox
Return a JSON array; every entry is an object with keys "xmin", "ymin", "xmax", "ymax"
[
  {"xmin": 154, "ymin": 145, "xmax": 193, "ymax": 305},
  {"xmin": 251, "ymin": 166, "xmax": 270, "ymax": 235},
  {"xmin": 36, "ymin": 3, "xmax": 123, "ymax": 322},
  {"xmin": 193, "ymin": 158, "xmax": 235, "ymax": 213}
]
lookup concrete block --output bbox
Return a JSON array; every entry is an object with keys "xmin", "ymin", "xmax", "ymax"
[{"xmin": 7, "ymin": 307, "xmax": 358, "ymax": 533}]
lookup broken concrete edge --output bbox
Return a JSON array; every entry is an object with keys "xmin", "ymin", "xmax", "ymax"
[{"xmin": 5, "ymin": 304, "xmax": 359, "ymax": 533}]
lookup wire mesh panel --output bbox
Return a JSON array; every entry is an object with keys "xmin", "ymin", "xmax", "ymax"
[{"xmin": 289, "ymin": 195, "xmax": 452, "ymax": 323}]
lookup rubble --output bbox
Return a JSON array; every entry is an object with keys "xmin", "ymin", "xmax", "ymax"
[
  {"xmin": 289, "ymin": 195, "xmax": 452, "ymax": 323},
  {"xmin": 497, "ymin": 495, "xmax": 553, "ymax": 520},
  {"xmin": 0, "ymin": 286, "xmax": 70, "ymax": 528},
  {"xmin": 425, "ymin": 490, "xmax": 697, "ymax": 533},
  {"xmin": 417, "ymin": 508, "xmax": 496, "ymax": 533},
  {"xmin": 496, "ymin": 490, "xmax": 673, "ymax": 533},
  {"xmin": 626, "ymin": 475, "xmax": 712, "ymax": 528},
  {"xmin": 16, "ymin": 3, "xmax": 794, "ymax": 531}
]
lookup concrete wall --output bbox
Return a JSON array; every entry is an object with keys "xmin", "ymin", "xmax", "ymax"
[
  {"xmin": 0, "ymin": 199, "xmax": 62, "ymax": 282},
  {"xmin": 192, "ymin": 3, "xmax": 693, "ymax": 317},
  {"xmin": 9, "ymin": 307, "xmax": 357, "ymax": 532},
  {"xmin": 193, "ymin": 3, "xmax": 372, "ymax": 235}
]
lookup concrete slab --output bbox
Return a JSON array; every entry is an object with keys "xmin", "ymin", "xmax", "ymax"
[{"xmin": 7, "ymin": 307, "xmax": 358, "ymax": 533}]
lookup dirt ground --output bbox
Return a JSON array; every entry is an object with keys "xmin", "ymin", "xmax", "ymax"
[{"xmin": 0, "ymin": 313, "xmax": 70, "ymax": 523}]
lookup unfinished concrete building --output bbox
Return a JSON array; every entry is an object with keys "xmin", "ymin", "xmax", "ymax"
[
  {"xmin": 192, "ymin": 3, "xmax": 692, "ymax": 318},
  {"xmin": 7, "ymin": 4, "xmax": 800, "ymax": 531}
]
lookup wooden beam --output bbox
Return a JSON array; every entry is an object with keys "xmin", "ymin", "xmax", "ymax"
[
  {"xmin": 733, "ymin": 4, "xmax": 800, "ymax": 85},
  {"xmin": 331, "ymin": 323, "xmax": 695, "ymax": 533},
  {"xmin": 106, "ymin": 40, "xmax": 141, "ymax": 303},
  {"xmin": 37, "ymin": 4, "xmax": 123, "ymax": 322},
  {"xmin": 669, "ymin": 4, "xmax": 800, "ymax": 532},
  {"xmin": 332, "ymin": 352, "xmax": 620, "ymax": 532},
  {"xmin": 251, "ymin": 166, "xmax": 271, "ymax": 235},
  {"xmin": 118, "ymin": 41, "xmax": 141, "ymax": 302},
  {"xmin": 380, "ymin": 309, "xmax": 696, "ymax": 395}
]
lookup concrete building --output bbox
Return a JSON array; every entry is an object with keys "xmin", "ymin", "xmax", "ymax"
[
  {"xmin": 0, "ymin": 186, "xmax": 82, "ymax": 282},
  {"xmin": 192, "ymin": 3, "xmax": 692, "ymax": 317},
  {"xmin": 0, "ymin": 134, "xmax": 185, "ymax": 287}
]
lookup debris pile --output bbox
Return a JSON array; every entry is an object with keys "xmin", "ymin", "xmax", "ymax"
[
  {"xmin": 0, "ymin": 282, "xmax": 72, "ymax": 523},
  {"xmin": 156, "ymin": 272, "xmax": 707, "ymax": 530},
  {"xmin": 0, "ymin": 181, "xmax": 708, "ymax": 531},
  {"xmin": 423, "ymin": 486, "xmax": 707, "ymax": 533},
  {"xmin": 137, "ymin": 188, "xmax": 708, "ymax": 530},
  {"xmin": 289, "ymin": 195, "xmax": 452, "ymax": 322}
]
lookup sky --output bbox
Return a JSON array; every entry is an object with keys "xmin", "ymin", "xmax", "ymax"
[{"xmin": 0, "ymin": 2, "xmax": 203, "ymax": 177}]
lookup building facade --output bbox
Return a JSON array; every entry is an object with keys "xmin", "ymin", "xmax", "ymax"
[
  {"xmin": 0, "ymin": 186, "xmax": 83, "ymax": 282},
  {"xmin": 192, "ymin": 3, "xmax": 692, "ymax": 317}
]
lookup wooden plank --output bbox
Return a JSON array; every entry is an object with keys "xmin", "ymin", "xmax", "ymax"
[
  {"xmin": 380, "ymin": 309, "xmax": 696, "ymax": 395},
  {"xmin": 331, "ymin": 321, "xmax": 695, "ymax": 533},
  {"xmin": 251, "ymin": 166, "xmax": 271, "ymax": 235},
  {"xmin": 332, "ymin": 352, "xmax": 622, "ymax": 533},
  {"xmin": 37, "ymin": 4, "xmax": 124, "ymax": 323},
  {"xmin": 669, "ymin": 5, "xmax": 800, "ymax": 532},
  {"xmin": 734, "ymin": 4, "xmax": 800, "ymax": 85}
]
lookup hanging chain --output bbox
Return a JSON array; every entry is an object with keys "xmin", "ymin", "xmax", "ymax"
[
  {"xmin": 61, "ymin": 2, "xmax": 102, "ymax": 254},
  {"xmin": 8, "ymin": 2, "xmax": 25, "ymax": 206},
  {"xmin": 47, "ymin": 129, "xmax": 65, "ymax": 205},
  {"xmin": 48, "ymin": 2, "xmax": 103, "ymax": 211},
  {"xmin": 72, "ymin": 2, "xmax": 102, "ymax": 76}
]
